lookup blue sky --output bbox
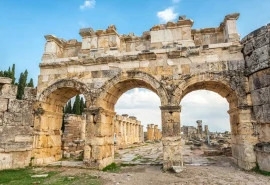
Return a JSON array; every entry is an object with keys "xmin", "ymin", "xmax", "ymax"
[{"xmin": 1, "ymin": 0, "xmax": 269, "ymax": 131}]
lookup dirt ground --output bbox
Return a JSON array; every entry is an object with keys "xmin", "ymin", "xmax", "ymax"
[{"xmin": 44, "ymin": 142, "xmax": 270, "ymax": 185}]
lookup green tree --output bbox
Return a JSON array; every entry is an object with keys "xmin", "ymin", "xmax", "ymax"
[
  {"xmin": 65, "ymin": 100, "xmax": 72, "ymax": 114},
  {"xmin": 73, "ymin": 95, "xmax": 81, "ymax": 115},
  {"xmin": 80, "ymin": 97, "xmax": 85, "ymax": 114},
  {"xmin": 11, "ymin": 64, "xmax": 15, "ymax": 84},
  {"xmin": 16, "ymin": 70, "xmax": 28, "ymax": 99},
  {"xmin": 27, "ymin": 78, "xmax": 34, "ymax": 87}
]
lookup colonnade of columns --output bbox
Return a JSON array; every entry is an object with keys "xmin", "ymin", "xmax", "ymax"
[{"xmin": 114, "ymin": 114, "xmax": 144, "ymax": 148}]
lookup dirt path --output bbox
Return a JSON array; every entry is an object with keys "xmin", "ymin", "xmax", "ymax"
[{"xmin": 43, "ymin": 142, "xmax": 270, "ymax": 185}]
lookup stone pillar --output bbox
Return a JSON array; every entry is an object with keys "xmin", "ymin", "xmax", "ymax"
[
  {"xmin": 196, "ymin": 120, "xmax": 203, "ymax": 139},
  {"xmin": 160, "ymin": 105, "xmax": 181, "ymax": 170},
  {"xmin": 139, "ymin": 125, "xmax": 144, "ymax": 143},
  {"xmin": 32, "ymin": 102, "xmax": 63, "ymax": 165},
  {"xmin": 81, "ymin": 114, "xmax": 86, "ymax": 141},
  {"xmin": 84, "ymin": 107, "xmax": 115, "ymax": 169},
  {"xmin": 228, "ymin": 107, "xmax": 258, "ymax": 170},
  {"xmin": 154, "ymin": 125, "xmax": 159, "ymax": 140}
]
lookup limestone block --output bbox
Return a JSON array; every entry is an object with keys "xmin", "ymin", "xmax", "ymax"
[
  {"xmin": 4, "ymin": 142, "xmax": 32, "ymax": 152},
  {"xmin": 253, "ymin": 105, "xmax": 264, "ymax": 123},
  {"xmin": 227, "ymin": 60, "xmax": 245, "ymax": 71},
  {"xmin": 256, "ymin": 151, "xmax": 270, "ymax": 172},
  {"xmin": 249, "ymin": 68, "xmax": 270, "ymax": 90},
  {"xmin": 15, "ymin": 135, "xmax": 33, "ymax": 142},
  {"xmin": 0, "ymin": 84, "xmax": 17, "ymax": 99},
  {"xmin": 11, "ymin": 151, "xmax": 31, "ymax": 169},
  {"xmin": 0, "ymin": 112, "xmax": 3, "ymax": 126},
  {"xmin": 250, "ymin": 87, "xmax": 270, "ymax": 106},
  {"xmin": 263, "ymin": 104, "xmax": 270, "ymax": 123},
  {"xmin": 23, "ymin": 87, "xmax": 37, "ymax": 100},
  {"xmin": 0, "ymin": 153, "xmax": 12, "ymax": 169},
  {"xmin": 47, "ymin": 135, "xmax": 62, "ymax": 148},
  {"xmin": 253, "ymin": 32, "xmax": 269, "ymax": 49},
  {"xmin": 0, "ymin": 98, "xmax": 8, "ymax": 112},
  {"xmin": 88, "ymin": 136, "xmax": 114, "ymax": 146},
  {"xmin": 232, "ymin": 144, "xmax": 256, "ymax": 164},
  {"xmin": 97, "ymin": 156, "xmax": 114, "ymax": 170},
  {"xmin": 258, "ymin": 123, "xmax": 270, "ymax": 142},
  {"xmin": 0, "ymin": 77, "xmax": 12, "ymax": 84}
]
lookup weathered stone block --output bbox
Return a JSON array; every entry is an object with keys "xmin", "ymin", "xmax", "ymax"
[
  {"xmin": 0, "ymin": 153, "xmax": 12, "ymax": 169},
  {"xmin": 255, "ymin": 143, "xmax": 270, "ymax": 172},
  {"xmin": 4, "ymin": 142, "xmax": 32, "ymax": 152},
  {"xmin": 0, "ymin": 84, "xmax": 17, "ymax": 99},
  {"xmin": 249, "ymin": 68, "xmax": 270, "ymax": 90},
  {"xmin": 250, "ymin": 87, "xmax": 270, "ymax": 106},
  {"xmin": 258, "ymin": 124, "xmax": 270, "ymax": 142},
  {"xmin": 15, "ymin": 135, "xmax": 33, "ymax": 142},
  {"xmin": 0, "ymin": 98, "xmax": 8, "ymax": 112},
  {"xmin": 23, "ymin": 87, "xmax": 37, "ymax": 100},
  {"xmin": 0, "ymin": 112, "xmax": 4, "ymax": 126}
]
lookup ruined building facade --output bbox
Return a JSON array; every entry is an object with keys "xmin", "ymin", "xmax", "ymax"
[{"xmin": 0, "ymin": 13, "xmax": 270, "ymax": 171}]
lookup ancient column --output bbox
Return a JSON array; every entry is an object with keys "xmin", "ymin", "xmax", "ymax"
[
  {"xmin": 160, "ymin": 105, "xmax": 181, "ymax": 170},
  {"xmin": 154, "ymin": 125, "xmax": 159, "ymax": 140}
]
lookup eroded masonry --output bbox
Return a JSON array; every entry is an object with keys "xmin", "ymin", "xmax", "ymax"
[{"xmin": 0, "ymin": 13, "xmax": 270, "ymax": 171}]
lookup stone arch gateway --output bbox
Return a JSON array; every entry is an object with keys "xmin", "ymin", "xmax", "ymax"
[{"xmin": 0, "ymin": 13, "xmax": 269, "ymax": 171}]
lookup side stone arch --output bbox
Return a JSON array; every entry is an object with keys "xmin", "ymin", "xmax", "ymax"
[
  {"xmin": 172, "ymin": 73, "xmax": 240, "ymax": 108},
  {"xmin": 173, "ymin": 72, "xmax": 258, "ymax": 170},
  {"xmin": 32, "ymin": 79, "xmax": 90, "ymax": 166},
  {"xmin": 38, "ymin": 79, "xmax": 90, "ymax": 105}
]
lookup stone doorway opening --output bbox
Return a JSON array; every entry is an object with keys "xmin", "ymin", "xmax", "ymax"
[
  {"xmin": 113, "ymin": 88, "xmax": 163, "ymax": 165},
  {"xmin": 62, "ymin": 94, "xmax": 86, "ymax": 161},
  {"xmin": 180, "ymin": 90, "xmax": 231, "ymax": 166}
]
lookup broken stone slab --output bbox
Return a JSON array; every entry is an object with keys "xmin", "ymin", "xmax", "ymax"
[
  {"xmin": 31, "ymin": 174, "xmax": 48, "ymax": 178},
  {"xmin": 0, "ymin": 77, "xmax": 12, "ymax": 84},
  {"xmin": 171, "ymin": 166, "xmax": 185, "ymax": 173}
]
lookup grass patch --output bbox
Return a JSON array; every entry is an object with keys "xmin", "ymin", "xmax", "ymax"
[
  {"xmin": 253, "ymin": 164, "xmax": 270, "ymax": 176},
  {"xmin": 0, "ymin": 168, "xmax": 58, "ymax": 185},
  {"xmin": 102, "ymin": 162, "xmax": 121, "ymax": 172},
  {"xmin": 0, "ymin": 168, "xmax": 102, "ymax": 185}
]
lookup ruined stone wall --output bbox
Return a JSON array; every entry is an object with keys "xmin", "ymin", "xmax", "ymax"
[
  {"xmin": 242, "ymin": 24, "xmax": 270, "ymax": 171},
  {"xmin": 0, "ymin": 78, "xmax": 35, "ymax": 170},
  {"xmin": 62, "ymin": 114, "xmax": 86, "ymax": 158}
]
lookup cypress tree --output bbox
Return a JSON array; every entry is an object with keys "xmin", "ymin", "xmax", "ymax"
[
  {"xmin": 11, "ymin": 64, "xmax": 15, "ymax": 84},
  {"xmin": 17, "ymin": 72, "xmax": 24, "ymax": 99},
  {"xmin": 73, "ymin": 95, "xmax": 81, "ymax": 115},
  {"xmin": 27, "ymin": 78, "xmax": 34, "ymax": 87},
  {"xmin": 66, "ymin": 100, "xmax": 72, "ymax": 114},
  {"xmin": 16, "ymin": 70, "xmax": 28, "ymax": 99},
  {"xmin": 80, "ymin": 97, "xmax": 85, "ymax": 114}
]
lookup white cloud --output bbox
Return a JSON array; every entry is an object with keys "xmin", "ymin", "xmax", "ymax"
[
  {"xmin": 157, "ymin": 7, "xmax": 178, "ymax": 23},
  {"xmin": 172, "ymin": 0, "xmax": 181, "ymax": 4},
  {"xmin": 80, "ymin": 0, "xmax": 96, "ymax": 10}
]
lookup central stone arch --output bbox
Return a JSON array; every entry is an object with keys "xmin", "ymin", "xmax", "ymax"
[
  {"xmin": 97, "ymin": 70, "xmax": 168, "ymax": 111},
  {"xmin": 82, "ymin": 70, "xmax": 168, "ymax": 169}
]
